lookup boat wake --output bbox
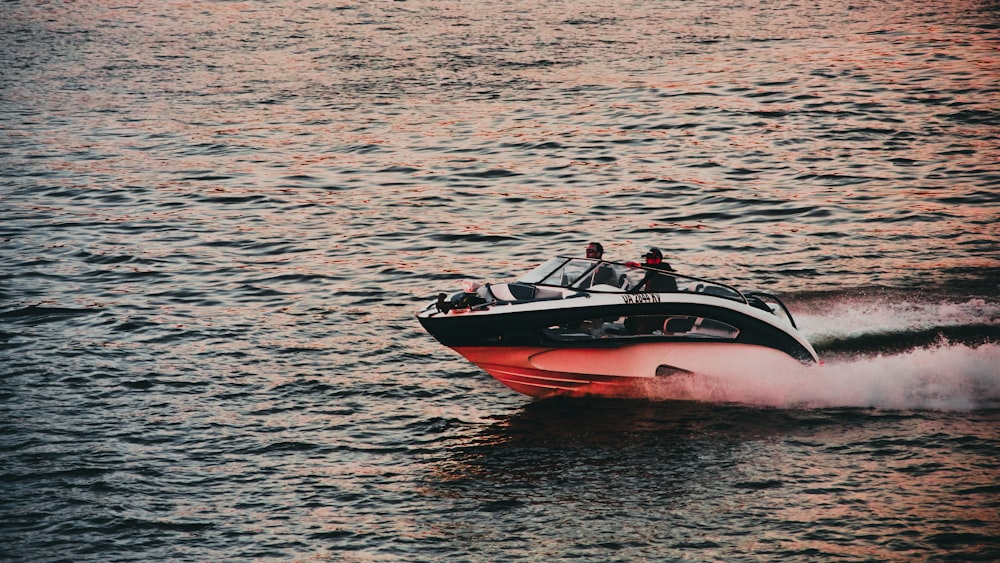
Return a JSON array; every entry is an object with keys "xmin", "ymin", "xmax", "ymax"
[
  {"xmin": 640, "ymin": 341, "xmax": 1000, "ymax": 411},
  {"xmin": 637, "ymin": 296, "xmax": 1000, "ymax": 411},
  {"xmin": 803, "ymin": 296, "xmax": 1000, "ymax": 358}
]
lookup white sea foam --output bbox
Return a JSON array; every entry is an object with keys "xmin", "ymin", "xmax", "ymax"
[
  {"xmin": 637, "ymin": 296, "xmax": 1000, "ymax": 410},
  {"xmin": 796, "ymin": 297, "xmax": 1000, "ymax": 346},
  {"xmin": 643, "ymin": 342, "xmax": 1000, "ymax": 411}
]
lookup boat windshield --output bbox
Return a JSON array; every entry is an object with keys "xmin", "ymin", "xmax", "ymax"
[
  {"xmin": 516, "ymin": 257, "xmax": 599, "ymax": 287},
  {"xmin": 515, "ymin": 256, "xmax": 751, "ymax": 303}
]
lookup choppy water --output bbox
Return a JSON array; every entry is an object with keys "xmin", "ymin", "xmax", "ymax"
[{"xmin": 2, "ymin": 0, "xmax": 999, "ymax": 560}]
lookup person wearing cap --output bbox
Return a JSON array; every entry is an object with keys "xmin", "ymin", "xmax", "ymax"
[
  {"xmin": 640, "ymin": 247, "xmax": 678, "ymax": 292},
  {"xmin": 621, "ymin": 247, "xmax": 678, "ymax": 334}
]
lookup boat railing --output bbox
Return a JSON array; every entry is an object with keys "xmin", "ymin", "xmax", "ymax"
[
  {"xmin": 520, "ymin": 256, "xmax": 751, "ymax": 306},
  {"xmin": 578, "ymin": 263, "xmax": 799, "ymax": 325},
  {"xmin": 744, "ymin": 291, "xmax": 799, "ymax": 328},
  {"xmin": 645, "ymin": 270, "xmax": 748, "ymax": 303}
]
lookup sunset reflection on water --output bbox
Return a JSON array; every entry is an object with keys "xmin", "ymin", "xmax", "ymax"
[{"xmin": 2, "ymin": 0, "xmax": 998, "ymax": 560}]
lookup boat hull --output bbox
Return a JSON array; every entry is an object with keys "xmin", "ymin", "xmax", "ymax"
[{"xmin": 451, "ymin": 341, "xmax": 809, "ymax": 399}]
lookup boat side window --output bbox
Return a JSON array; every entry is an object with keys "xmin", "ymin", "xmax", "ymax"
[
  {"xmin": 623, "ymin": 315, "xmax": 742, "ymax": 337},
  {"xmin": 664, "ymin": 316, "xmax": 696, "ymax": 333},
  {"xmin": 542, "ymin": 315, "xmax": 740, "ymax": 341},
  {"xmin": 616, "ymin": 315, "xmax": 743, "ymax": 337},
  {"xmin": 661, "ymin": 316, "xmax": 740, "ymax": 339}
]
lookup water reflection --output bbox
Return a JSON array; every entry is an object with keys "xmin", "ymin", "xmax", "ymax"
[
  {"xmin": 428, "ymin": 398, "xmax": 810, "ymax": 492},
  {"xmin": 419, "ymin": 400, "xmax": 1000, "ymax": 560},
  {"xmin": 416, "ymin": 400, "xmax": 829, "ymax": 559},
  {"xmin": 3, "ymin": 0, "xmax": 999, "ymax": 559}
]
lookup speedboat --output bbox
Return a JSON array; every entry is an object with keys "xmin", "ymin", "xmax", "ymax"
[{"xmin": 416, "ymin": 256, "xmax": 819, "ymax": 399}]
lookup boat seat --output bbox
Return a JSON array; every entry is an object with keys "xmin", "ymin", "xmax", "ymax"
[
  {"xmin": 489, "ymin": 283, "xmax": 536, "ymax": 301},
  {"xmin": 534, "ymin": 286, "xmax": 569, "ymax": 299}
]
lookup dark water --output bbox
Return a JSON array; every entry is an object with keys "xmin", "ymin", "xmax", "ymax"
[{"xmin": 2, "ymin": 0, "xmax": 999, "ymax": 560}]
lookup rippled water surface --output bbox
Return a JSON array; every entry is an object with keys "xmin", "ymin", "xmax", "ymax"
[{"xmin": 2, "ymin": 0, "xmax": 999, "ymax": 561}]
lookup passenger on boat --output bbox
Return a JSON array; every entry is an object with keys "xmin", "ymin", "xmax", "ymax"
[
  {"xmin": 622, "ymin": 247, "xmax": 678, "ymax": 334},
  {"xmin": 583, "ymin": 242, "xmax": 617, "ymax": 287},
  {"xmin": 636, "ymin": 247, "xmax": 678, "ymax": 292}
]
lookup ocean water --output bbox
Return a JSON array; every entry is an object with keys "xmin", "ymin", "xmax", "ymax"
[{"xmin": 2, "ymin": 0, "xmax": 999, "ymax": 561}]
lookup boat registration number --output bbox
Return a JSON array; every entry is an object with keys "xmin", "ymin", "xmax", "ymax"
[{"xmin": 621, "ymin": 293, "xmax": 661, "ymax": 304}]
